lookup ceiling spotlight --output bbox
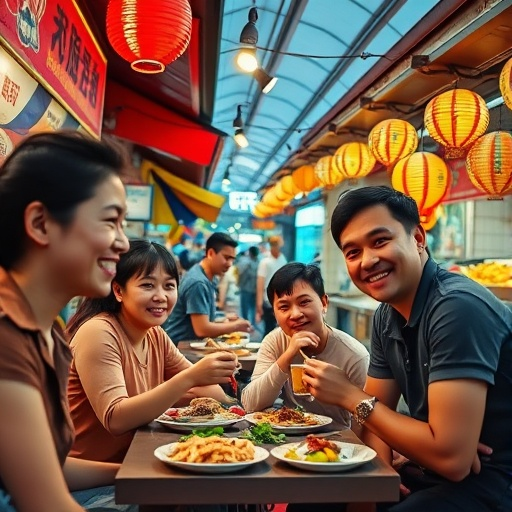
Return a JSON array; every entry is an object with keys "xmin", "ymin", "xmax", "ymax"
[
  {"xmin": 222, "ymin": 169, "xmax": 231, "ymax": 187},
  {"xmin": 253, "ymin": 67, "xmax": 278, "ymax": 94},
  {"xmin": 234, "ymin": 128, "xmax": 249, "ymax": 148},
  {"xmin": 236, "ymin": 7, "xmax": 259, "ymax": 72},
  {"xmin": 233, "ymin": 105, "xmax": 249, "ymax": 148}
]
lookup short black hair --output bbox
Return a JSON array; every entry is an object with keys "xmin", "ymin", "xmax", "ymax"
[
  {"xmin": 331, "ymin": 186, "xmax": 420, "ymax": 249},
  {"xmin": 206, "ymin": 232, "xmax": 238, "ymax": 253},
  {"xmin": 267, "ymin": 262, "xmax": 325, "ymax": 305}
]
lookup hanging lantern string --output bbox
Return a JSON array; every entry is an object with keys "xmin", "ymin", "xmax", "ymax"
[{"xmin": 221, "ymin": 40, "xmax": 391, "ymax": 60}]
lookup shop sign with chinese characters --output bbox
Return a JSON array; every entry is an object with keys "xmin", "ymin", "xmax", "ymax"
[
  {"xmin": 229, "ymin": 191, "xmax": 258, "ymax": 212},
  {"xmin": 0, "ymin": 0, "xmax": 106, "ymax": 137}
]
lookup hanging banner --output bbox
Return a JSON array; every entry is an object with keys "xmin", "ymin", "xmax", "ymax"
[{"xmin": 0, "ymin": 0, "xmax": 107, "ymax": 137}]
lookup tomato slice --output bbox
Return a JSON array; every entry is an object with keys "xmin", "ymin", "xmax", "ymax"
[{"xmin": 229, "ymin": 405, "xmax": 246, "ymax": 416}]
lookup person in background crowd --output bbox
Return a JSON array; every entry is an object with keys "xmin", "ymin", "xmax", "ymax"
[
  {"xmin": 171, "ymin": 233, "xmax": 193, "ymax": 258},
  {"xmin": 164, "ymin": 232, "xmax": 251, "ymax": 343},
  {"xmin": 0, "ymin": 131, "xmax": 136, "ymax": 511},
  {"xmin": 243, "ymin": 262, "xmax": 368, "ymax": 430},
  {"xmin": 256, "ymin": 235, "xmax": 287, "ymax": 335},
  {"xmin": 236, "ymin": 246, "xmax": 259, "ymax": 326},
  {"xmin": 66, "ymin": 240, "xmax": 238, "ymax": 464},
  {"xmin": 217, "ymin": 263, "xmax": 239, "ymax": 317},
  {"xmin": 304, "ymin": 186, "xmax": 512, "ymax": 512}
]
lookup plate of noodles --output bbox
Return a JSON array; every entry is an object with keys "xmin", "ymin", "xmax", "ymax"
[
  {"xmin": 190, "ymin": 335, "xmax": 249, "ymax": 351},
  {"xmin": 154, "ymin": 436, "xmax": 269, "ymax": 473},
  {"xmin": 245, "ymin": 407, "xmax": 332, "ymax": 434},
  {"xmin": 155, "ymin": 398, "xmax": 245, "ymax": 432}
]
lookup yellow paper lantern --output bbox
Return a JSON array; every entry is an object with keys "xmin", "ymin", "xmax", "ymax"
[
  {"xmin": 275, "ymin": 175, "xmax": 300, "ymax": 200},
  {"xmin": 314, "ymin": 156, "xmax": 343, "ymax": 188},
  {"xmin": 424, "ymin": 89, "xmax": 489, "ymax": 158},
  {"xmin": 252, "ymin": 202, "xmax": 280, "ymax": 218},
  {"xmin": 332, "ymin": 142, "xmax": 376, "ymax": 182},
  {"xmin": 291, "ymin": 165, "xmax": 320, "ymax": 193},
  {"xmin": 391, "ymin": 152, "xmax": 451, "ymax": 220},
  {"xmin": 420, "ymin": 206, "xmax": 440, "ymax": 231},
  {"xmin": 261, "ymin": 187, "xmax": 290, "ymax": 211},
  {"xmin": 499, "ymin": 58, "xmax": 512, "ymax": 111},
  {"xmin": 368, "ymin": 119, "xmax": 418, "ymax": 171},
  {"xmin": 466, "ymin": 131, "xmax": 512, "ymax": 199}
]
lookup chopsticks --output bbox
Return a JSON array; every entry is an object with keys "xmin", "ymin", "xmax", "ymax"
[{"xmin": 299, "ymin": 349, "xmax": 310, "ymax": 361}]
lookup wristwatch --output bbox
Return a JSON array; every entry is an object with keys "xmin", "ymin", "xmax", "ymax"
[{"xmin": 353, "ymin": 396, "xmax": 378, "ymax": 426}]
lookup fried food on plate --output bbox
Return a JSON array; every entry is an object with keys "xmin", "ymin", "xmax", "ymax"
[{"xmin": 169, "ymin": 435, "xmax": 255, "ymax": 463}]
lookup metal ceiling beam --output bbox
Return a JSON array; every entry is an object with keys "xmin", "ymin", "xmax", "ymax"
[{"xmin": 251, "ymin": 0, "xmax": 407, "ymax": 187}]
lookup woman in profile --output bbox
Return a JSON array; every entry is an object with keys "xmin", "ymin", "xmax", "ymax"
[
  {"xmin": 66, "ymin": 239, "xmax": 237, "ymax": 464},
  {"xmin": 0, "ymin": 131, "xmax": 134, "ymax": 511}
]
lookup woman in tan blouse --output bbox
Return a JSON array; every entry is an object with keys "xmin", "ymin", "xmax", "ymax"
[{"xmin": 67, "ymin": 239, "xmax": 237, "ymax": 463}]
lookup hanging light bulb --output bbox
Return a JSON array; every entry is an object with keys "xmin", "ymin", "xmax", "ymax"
[
  {"xmin": 236, "ymin": 7, "xmax": 259, "ymax": 72},
  {"xmin": 233, "ymin": 105, "xmax": 249, "ymax": 148}
]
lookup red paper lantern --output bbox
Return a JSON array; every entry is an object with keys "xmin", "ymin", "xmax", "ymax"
[{"xmin": 106, "ymin": 0, "xmax": 192, "ymax": 74}]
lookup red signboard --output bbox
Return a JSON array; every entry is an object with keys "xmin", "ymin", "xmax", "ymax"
[{"xmin": 0, "ymin": 0, "xmax": 106, "ymax": 137}]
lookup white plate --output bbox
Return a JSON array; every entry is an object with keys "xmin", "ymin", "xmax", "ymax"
[
  {"xmin": 246, "ymin": 342, "xmax": 262, "ymax": 350},
  {"xmin": 154, "ymin": 442, "xmax": 269, "ymax": 473},
  {"xmin": 155, "ymin": 416, "xmax": 244, "ymax": 432},
  {"xmin": 190, "ymin": 339, "xmax": 249, "ymax": 351},
  {"xmin": 271, "ymin": 441, "xmax": 376, "ymax": 472},
  {"xmin": 244, "ymin": 412, "xmax": 332, "ymax": 434}
]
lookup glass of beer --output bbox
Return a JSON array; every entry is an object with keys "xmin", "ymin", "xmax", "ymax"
[{"xmin": 290, "ymin": 364, "xmax": 310, "ymax": 396}]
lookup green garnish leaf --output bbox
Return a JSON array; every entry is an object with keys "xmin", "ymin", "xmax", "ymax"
[
  {"xmin": 179, "ymin": 426, "xmax": 224, "ymax": 442},
  {"xmin": 240, "ymin": 422, "xmax": 286, "ymax": 445}
]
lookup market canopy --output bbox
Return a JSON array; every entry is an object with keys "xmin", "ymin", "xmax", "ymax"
[{"xmin": 141, "ymin": 159, "xmax": 225, "ymax": 233}]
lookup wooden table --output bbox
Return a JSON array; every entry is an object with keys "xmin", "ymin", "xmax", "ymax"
[
  {"xmin": 177, "ymin": 341, "xmax": 259, "ymax": 373},
  {"xmin": 116, "ymin": 422, "xmax": 400, "ymax": 510}
]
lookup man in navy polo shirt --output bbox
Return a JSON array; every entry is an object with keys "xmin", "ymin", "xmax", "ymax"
[{"xmin": 303, "ymin": 186, "xmax": 512, "ymax": 511}]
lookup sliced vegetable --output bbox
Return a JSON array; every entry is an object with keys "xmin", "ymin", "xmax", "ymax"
[
  {"xmin": 240, "ymin": 422, "xmax": 286, "ymax": 445},
  {"xmin": 179, "ymin": 426, "xmax": 224, "ymax": 442},
  {"xmin": 228, "ymin": 405, "xmax": 246, "ymax": 416}
]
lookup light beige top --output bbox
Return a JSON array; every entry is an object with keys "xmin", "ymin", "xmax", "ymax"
[
  {"xmin": 241, "ymin": 326, "xmax": 369, "ymax": 429},
  {"xmin": 68, "ymin": 313, "xmax": 190, "ymax": 462}
]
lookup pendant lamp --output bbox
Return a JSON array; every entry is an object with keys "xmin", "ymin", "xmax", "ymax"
[
  {"xmin": 106, "ymin": 0, "xmax": 192, "ymax": 74},
  {"xmin": 465, "ymin": 131, "xmax": 512, "ymax": 199},
  {"xmin": 424, "ymin": 89, "xmax": 489, "ymax": 158},
  {"xmin": 391, "ymin": 152, "xmax": 451, "ymax": 222}
]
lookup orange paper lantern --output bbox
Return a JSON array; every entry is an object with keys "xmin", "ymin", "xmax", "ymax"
[
  {"xmin": 106, "ymin": 0, "xmax": 192, "ymax": 73},
  {"xmin": 275, "ymin": 175, "xmax": 300, "ymax": 200},
  {"xmin": 424, "ymin": 89, "xmax": 489, "ymax": 158},
  {"xmin": 291, "ymin": 165, "xmax": 320, "ymax": 193},
  {"xmin": 465, "ymin": 131, "xmax": 512, "ymax": 199},
  {"xmin": 499, "ymin": 58, "xmax": 512, "ymax": 111},
  {"xmin": 314, "ymin": 156, "xmax": 343, "ymax": 188},
  {"xmin": 368, "ymin": 119, "xmax": 418, "ymax": 170},
  {"xmin": 391, "ymin": 152, "xmax": 451, "ymax": 219},
  {"xmin": 332, "ymin": 142, "xmax": 376, "ymax": 182}
]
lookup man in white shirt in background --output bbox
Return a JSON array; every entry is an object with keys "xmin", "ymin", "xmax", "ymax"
[{"xmin": 256, "ymin": 235, "xmax": 287, "ymax": 336}]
